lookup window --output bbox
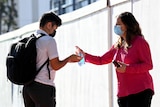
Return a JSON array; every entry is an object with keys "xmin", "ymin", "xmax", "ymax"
[
  {"xmin": 108, "ymin": 0, "xmax": 129, "ymax": 6},
  {"xmin": 50, "ymin": 0, "xmax": 99, "ymax": 15}
]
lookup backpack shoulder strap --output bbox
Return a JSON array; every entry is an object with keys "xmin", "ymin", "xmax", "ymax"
[
  {"xmin": 37, "ymin": 58, "xmax": 50, "ymax": 79},
  {"xmin": 38, "ymin": 33, "xmax": 46, "ymax": 38},
  {"xmin": 35, "ymin": 33, "xmax": 51, "ymax": 79},
  {"xmin": 37, "ymin": 58, "xmax": 49, "ymax": 72}
]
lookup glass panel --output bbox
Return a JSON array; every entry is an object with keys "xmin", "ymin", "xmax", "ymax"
[
  {"xmin": 51, "ymin": 0, "xmax": 99, "ymax": 15},
  {"xmin": 109, "ymin": 0, "xmax": 129, "ymax": 6}
]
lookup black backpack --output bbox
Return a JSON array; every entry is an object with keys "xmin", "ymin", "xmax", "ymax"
[{"xmin": 6, "ymin": 34, "xmax": 50, "ymax": 85}]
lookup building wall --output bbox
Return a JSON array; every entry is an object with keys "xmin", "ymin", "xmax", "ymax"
[
  {"xmin": 0, "ymin": 0, "xmax": 160, "ymax": 107},
  {"xmin": 17, "ymin": 0, "xmax": 50, "ymax": 27}
]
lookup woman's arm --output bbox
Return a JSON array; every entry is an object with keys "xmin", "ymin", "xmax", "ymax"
[{"xmin": 85, "ymin": 46, "xmax": 117, "ymax": 65}]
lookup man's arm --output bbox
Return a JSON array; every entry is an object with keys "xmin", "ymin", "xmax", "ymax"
[{"xmin": 50, "ymin": 54, "xmax": 82, "ymax": 70}]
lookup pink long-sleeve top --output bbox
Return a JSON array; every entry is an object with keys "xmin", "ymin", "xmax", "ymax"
[{"xmin": 85, "ymin": 36, "xmax": 154, "ymax": 97}]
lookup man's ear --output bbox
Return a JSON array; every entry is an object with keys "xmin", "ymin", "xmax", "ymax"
[{"xmin": 46, "ymin": 22, "xmax": 53, "ymax": 29}]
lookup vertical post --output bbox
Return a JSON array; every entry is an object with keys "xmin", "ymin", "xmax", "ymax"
[
  {"xmin": 0, "ymin": 2, "xmax": 3, "ymax": 34},
  {"xmin": 58, "ymin": 0, "xmax": 61, "ymax": 15},
  {"xmin": 50, "ymin": 0, "xmax": 52, "ymax": 10},
  {"xmin": 73, "ymin": 0, "xmax": 76, "ymax": 10},
  {"xmin": 88, "ymin": 0, "xmax": 91, "ymax": 4},
  {"xmin": 107, "ymin": 0, "xmax": 114, "ymax": 107}
]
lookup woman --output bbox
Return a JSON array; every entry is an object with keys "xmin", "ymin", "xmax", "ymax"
[{"xmin": 76, "ymin": 12, "xmax": 154, "ymax": 107}]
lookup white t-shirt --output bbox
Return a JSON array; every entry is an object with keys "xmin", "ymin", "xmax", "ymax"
[{"xmin": 34, "ymin": 29, "xmax": 58, "ymax": 86}]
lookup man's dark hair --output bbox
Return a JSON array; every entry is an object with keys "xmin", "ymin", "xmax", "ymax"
[{"xmin": 39, "ymin": 12, "xmax": 62, "ymax": 27}]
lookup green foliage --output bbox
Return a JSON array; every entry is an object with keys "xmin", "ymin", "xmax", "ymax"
[{"xmin": 0, "ymin": 0, "xmax": 18, "ymax": 34}]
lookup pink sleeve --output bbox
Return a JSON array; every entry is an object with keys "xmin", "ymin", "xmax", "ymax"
[
  {"xmin": 85, "ymin": 46, "xmax": 117, "ymax": 65},
  {"xmin": 125, "ymin": 38, "xmax": 153, "ymax": 74}
]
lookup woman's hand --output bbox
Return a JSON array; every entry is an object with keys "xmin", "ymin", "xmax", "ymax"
[
  {"xmin": 75, "ymin": 46, "xmax": 85, "ymax": 57},
  {"xmin": 116, "ymin": 61, "xmax": 126, "ymax": 73}
]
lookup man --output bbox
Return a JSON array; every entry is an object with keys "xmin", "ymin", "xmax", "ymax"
[{"xmin": 22, "ymin": 12, "xmax": 81, "ymax": 107}]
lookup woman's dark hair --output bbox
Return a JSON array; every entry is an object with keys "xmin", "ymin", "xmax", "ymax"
[
  {"xmin": 39, "ymin": 12, "xmax": 62, "ymax": 27},
  {"xmin": 117, "ymin": 12, "xmax": 143, "ymax": 48}
]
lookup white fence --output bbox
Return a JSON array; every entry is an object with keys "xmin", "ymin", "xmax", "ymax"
[{"xmin": 0, "ymin": 0, "xmax": 160, "ymax": 107}]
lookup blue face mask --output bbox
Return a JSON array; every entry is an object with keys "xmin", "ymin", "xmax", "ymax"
[{"xmin": 114, "ymin": 25, "xmax": 124, "ymax": 36}]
